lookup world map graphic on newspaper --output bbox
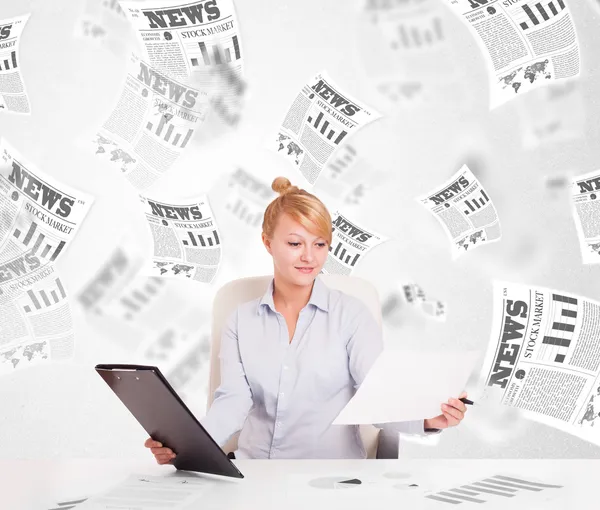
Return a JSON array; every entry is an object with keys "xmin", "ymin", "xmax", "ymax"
[
  {"xmin": 1, "ymin": 342, "xmax": 47, "ymax": 370},
  {"xmin": 498, "ymin": 59, "xmax": 552, "ymax": 94}
]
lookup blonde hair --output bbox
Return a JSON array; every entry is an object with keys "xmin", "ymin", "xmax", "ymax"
[{"xmin": 262, "ymin": 177, "xmax": 332, "ymax": 244}]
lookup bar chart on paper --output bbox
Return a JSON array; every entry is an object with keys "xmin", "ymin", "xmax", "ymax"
[
  {"xmin": 389, "ymin": 16, "xmax": 444, "ymax": 50},
  {"xmin": 0, "ymin": 50, "xmax": 18, "ymax": 71},
  {"xmin": 462, "ymin": 190, "xmax": 490, "ymax": 215},
  {"xmin": 329, "ymin": 241, "xmax": 361, "ymax": 267},
  {"xmin": 22, "ymin": 278, "xmax": 67, "ymax": 313},
  {"xmin": 539, "ymin": 293, "xmax": 578, "ymax": 364},
  {"xmin": 225, "ymin": 194, "xmax": 263, "ymax": 228},
  {"xmin": 190, "ymin": 35, "xmax": 241, "ymax": 67},
  {"xmin": 119, "ymin": 278, "xmax": 166, "ymax": 321},
  {"xmin": 514, "ymin": 0, "xmax": 566, "ymax": 31},
  {"xmin": 146, "ymin": 116, "xmax": 195, "ymax": 149},
  {"xmin": 182, "ymin": 230, "xmax": 220, "ymax": 248},
  {"xmin": 13, "ymin": 221, "xmax": 66, "ymax": 262},
  {"xmin": 307, "ymin": 112, "xmax": 348, "ymax": 145},
  {"xmin": 425, "ymin": 474, "xmax": 563, "ymax": 505}
]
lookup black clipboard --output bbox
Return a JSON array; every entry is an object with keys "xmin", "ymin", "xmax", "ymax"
[{"xmin": 95, "ymin": 364, "xmax": 244, "ymax": 479}]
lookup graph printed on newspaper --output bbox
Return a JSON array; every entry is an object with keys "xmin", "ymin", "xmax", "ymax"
[
  {"xmin": 139, "ymin": 194, "xmax": 222, "ymax": 283},
  {"xmin": 0, "ymin": 14, "xmax": 31, "ymax": 115},
  {"xmin": 0, "ymin": 139, "xmax": 93, "ymax": 299},
  {"xmin": 445, "ymin": 0, "xmax": 580, "ymax": 108},
  {"xmin": 223, "ymin": 168, "xmax": 274, "ymax": 230},
  {"xmin": 364, "ymin": 0, "xmax": 453, "ymax": 107},
  {"xmin": 480, "ymin": 281, "xmax": 600, "ymax": 445},
  {"xmin": 271, "ymin": 71, "xmax": 381, "ymax": 185},
  {"xmin": 0, "ymin": 140, "xmax": 93, "ymax": 375},
  {"xmin": 322, "ymin": 211, "xmax": 388, "ymax": 276},
  {"xmin": 93, "ymin": 53, "xmax": 209, "ymax": 191},
  {"xmin": 418, "ymin": 165, "xmax": 501, "ymax": 258},
  {"xmin": 570, "ymin": 170, "xmax": 600, "ymax": 264},
  {"xmin": 119, "ymin": 0, "xmax": 244, "ymax": 84}
]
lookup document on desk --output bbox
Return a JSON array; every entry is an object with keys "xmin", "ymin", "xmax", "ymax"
[
  {"xmin": 333, "ymin": 349, "xmax": 479, "ymax": 425},
  {"xmin": 77, "ymin": 473, "xmax": 215, "ymax": 509}
]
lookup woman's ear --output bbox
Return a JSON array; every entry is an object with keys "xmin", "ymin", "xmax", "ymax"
[{"xmin": 262, "ymin": 232, "xmax": 273, "ymax": 255}]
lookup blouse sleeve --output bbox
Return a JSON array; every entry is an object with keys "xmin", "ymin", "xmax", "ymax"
[{"xmin": 199, "ymin": 308, "xmax": 253, "ymax": 446}]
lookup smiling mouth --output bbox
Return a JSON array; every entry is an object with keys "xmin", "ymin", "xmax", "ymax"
[{"xmin": 296, "ymin": 267, "xmax": 314, "ymax": 271}]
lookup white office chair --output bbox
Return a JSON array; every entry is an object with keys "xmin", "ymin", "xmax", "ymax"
[{"xmin": 207, "ymin": 274, "xmax": 383, "ymax": 459}]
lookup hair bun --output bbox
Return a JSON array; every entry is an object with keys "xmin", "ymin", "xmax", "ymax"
[{"xmin": 271, "ymin": 176, "xmax": 298, "ymax": 196}]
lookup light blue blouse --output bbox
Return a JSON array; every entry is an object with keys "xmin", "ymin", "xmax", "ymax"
[{"xmin": 200, "ymin": 276, "xmax": 430, "ymax": 459}]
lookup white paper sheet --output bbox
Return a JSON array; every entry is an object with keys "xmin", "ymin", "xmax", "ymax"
[
  {"xmin": 333, "ymin": 349, "xmax": 480, "ymax": 425},
  {"xmin": 77, "ymin": 473, "xmax": 215, "ymax": 509}
]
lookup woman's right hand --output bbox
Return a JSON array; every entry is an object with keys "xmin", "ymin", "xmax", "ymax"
[{"xmin": 144, "ymin": 437, "xmax": 176, "ymax": 465}]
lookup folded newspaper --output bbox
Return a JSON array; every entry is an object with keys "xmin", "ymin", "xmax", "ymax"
[
  {"xmin": 480, "ymin": 281, "xmax": 600, "ymax": 445},
  {"xmin": 322, "ymin": 211, "xmax": 388, "ymax": 276},
  {"xmin": 93, "ymin": 53, "xmax": 209, "ymax": 190},
  {"xmin": 120, "ymin": 0, "xmax": 244, "ymax": 81},
  {"xmin": 271, "ymin": 71, "xmax": 381, "ymax": 185},
  {"xmin": 418, "ymin": 164, "xmax": 501, "ymax": 258},
  {"xmin": 445, "ymin": 0, "xmax": 580, "ymax": 108},
  {"xmin": 0, "ymin": 14, "xmax": 31, "ymax": 114},
  {"xmin": 139, "ymin": 193, "xmax": 222, "ymax": 283},
  {"xmin": 571, "ymin": 170, "xmax": 600, "ymax": 264}
]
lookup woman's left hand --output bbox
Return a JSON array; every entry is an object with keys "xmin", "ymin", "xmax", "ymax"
[{"xmin": 423, "ymin": 391, "xmax": 468, "ymax": 430}]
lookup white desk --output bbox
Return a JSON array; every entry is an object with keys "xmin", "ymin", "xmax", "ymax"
[{"xmin": 3, "ymin": 458, "xmax": 593, "ymax": 510}]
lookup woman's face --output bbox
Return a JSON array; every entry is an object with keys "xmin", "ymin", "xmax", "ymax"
[{"xmin": 262, "ymin": 213, "xmax": 329, "ymax": 287}]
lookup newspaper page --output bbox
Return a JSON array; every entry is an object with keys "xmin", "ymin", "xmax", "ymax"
[
  {"xmin": 0, "ymin": 138, "xmax": 93, "ymax": 299},
  {"xmin": 77, "ymin": 473, "xmax": 215, "ymax": 510},
  {"xmin": 479, "ymin": 281, "xmax": 600, "ymax": 445},
  {"xmin": 322, "ymin": 211, "xmax": 388, "ymax": 275},
  {"xmin": 517, "ymin": 80, "xmax": 584, "ymax": 149},
  {"xmin": 445, "ymin": 0, "xmax": 580, "ymax": 108},
  {"xmin": 223, "ymin": 168, "xmax": 274, "ymax": 230},
  {"xmin": 0, "ymin": 14, "xmax": 31, "ymax": 115},
  {"xmin": 417, "ymin": 164, "xmax": 501, "ymax": 258},
  {"xmin": 119, "ymin": 0, "xmax": 244, "ymax": 82},
  {"xmin": 139, "ymin": 193, "xmax": 222, "ymax": 283},
  {"xmin": 571, "ymin": 170, "xmax": 600, "ymax": 264},
  {"xmin": 93, "ymin": 53, "xmax": 209, "ymax": 191},
  {"xmin": 271, "ymin": 71, "xmax": 381, "ymax": 185},
  {"xmin": 0, "ymin": 265, "xmax": 75, "ymax": 375}
]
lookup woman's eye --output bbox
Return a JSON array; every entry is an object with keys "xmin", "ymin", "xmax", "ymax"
[
  {"xmin": 288, "ymin": 242, "xmax": 301, "ymax": 247},
  {"xmin": 316, "ymin": 243, "xmax": 327, "ymax": 248}
]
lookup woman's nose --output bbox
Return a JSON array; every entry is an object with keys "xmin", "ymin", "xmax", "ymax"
[{"xmin": 301, "ymin": 247, "xmax": 314, "ymax": 262}]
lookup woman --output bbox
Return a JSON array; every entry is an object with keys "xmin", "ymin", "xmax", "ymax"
[{"xmin": 146, "ymin": 177, "xmax": 468, "ymax": 462}]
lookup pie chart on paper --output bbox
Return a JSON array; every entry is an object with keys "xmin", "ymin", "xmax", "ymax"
[{"xmin": 308, "ymin": 477, "xmax": 362, "ymax": 490}]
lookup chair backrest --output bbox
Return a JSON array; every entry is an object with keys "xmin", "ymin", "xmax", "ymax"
[{"xmin": 207, "ymin": 274, "xmax": 382, "ymax": 458}]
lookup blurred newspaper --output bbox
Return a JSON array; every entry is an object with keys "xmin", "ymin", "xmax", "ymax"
[
  {"xmin": 74, "ymin": 0, "xmax": 138, "ymax": 54},
  {"xmin": 418, "ymin": 164, "xmax": 501, "ymax": 258},
  {"xmin": 271, "ymin": 71, "xmax": 381, "ymax": 185},
  {"xmin": 517, "ymin": 80, "xmax": 584, "ymax": 149},
  {"xmin": 119, "ymin": 0, "xmax": 244, "ymax": 81},
  {"xmin": 223, "ymin": 168, "xmax": 274, "ymax": 230},
  {"xmin": 364, "ymin": 0, "xmax": 456, "ymax": 107},
  {"xmin": 445, "ymin": 0, "xmax": 580, "ymax": 108},
  {"xmin": 93, "ymin": 53, "xmax": 209, "ymax": 190},
  {"xmin": 403, "ymin": 282, "xmax": 447, "ymax": 322},
  {"xmin": 0, "ymin": 265, "xmax": 75, "ymax": 375},
  {"xmin": 139, "ymin": 193, "xmax": 222, "ymax": 283},
  {"xmin": 0, "ymin": 14, "xmax": 30, "ymax": 114},
  {"xmin": 322, "ymin": 211, "xmax": 388, "ymax": 275},
  {"xmin": 0, "ymin": 138, "xmax": 93, "ymax": 300},
  {"xmin": 480, "ymin": 281, "xmax": 600, "ymax": 445},
  {"xmin": 571, "ymin": 170, "xmax": 600, "ymax": 264}
]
